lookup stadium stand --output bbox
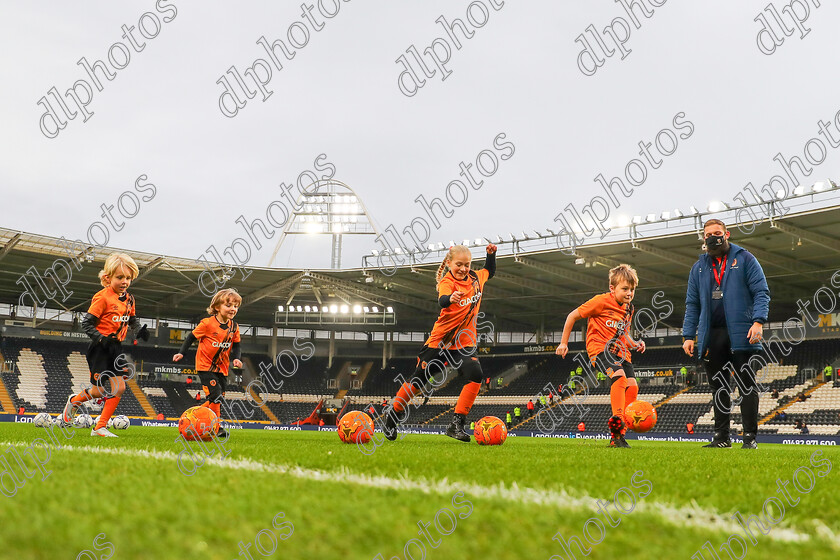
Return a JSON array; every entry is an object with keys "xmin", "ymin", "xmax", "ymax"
[
  {"xmin": 1, "ymin": 337, "xmax": 151, "ymax": 417},
  {"xmin": 245, "ymin": 353, "xmax": 332, "ymax": 395},
  {"xmin": 2, "ymin": 331, "xmax": 838, "ymax": 437},
  {"xmin": 763, "ymin": 383, "xmax": 840, "ymax": 435}
]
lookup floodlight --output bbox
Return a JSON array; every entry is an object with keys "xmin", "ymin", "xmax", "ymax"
[
  {"xmin": 340, "ymin": 304, "xmax": 349, "ymax": 314},
  {"xmin": 353, "ymin": 305, "xmax": 362, "ymax": 314}
]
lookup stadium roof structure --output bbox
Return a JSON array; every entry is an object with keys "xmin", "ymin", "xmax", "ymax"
[{"xmin": 2, "ymin": 195, "xmax": 840, "ymax": 335}]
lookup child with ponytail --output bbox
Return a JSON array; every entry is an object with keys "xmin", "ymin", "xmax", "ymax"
[{"xmin": 383, "ymin": 243, "xmax": 497, "ymax": 442}]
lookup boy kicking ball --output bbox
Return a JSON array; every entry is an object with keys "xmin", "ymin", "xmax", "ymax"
[{"xmin": 556, "ymin": 264, "xmax": 645, "ymax": 447}]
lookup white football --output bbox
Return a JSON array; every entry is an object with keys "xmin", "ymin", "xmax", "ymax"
[
  {"xmin": 112, "ymin": 415, "xmax": 129, "ymax": 430},
  {"xmin": 33, "ymin": 412, "xmax": 52, "ymax": 428},
  {"xmin": 74, "ymin": 414, "xmax": 94, "ymax": 428}
]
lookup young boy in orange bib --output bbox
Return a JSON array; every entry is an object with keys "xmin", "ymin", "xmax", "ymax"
[
  {"xmin": 556, "ymin": 264, "xmax": 645, "ymax": 447},
  {"xmin": 173, "ymin": 288, "xmax": 242, "ymax": 438},
  {"xmin": 61, "ymin": 253, "xmax": 149, "ymax": 437}
]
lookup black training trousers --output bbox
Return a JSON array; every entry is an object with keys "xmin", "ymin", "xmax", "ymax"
[{"xmin": 704, "ymin": 327, "xmax": 760, "ymax": 436}]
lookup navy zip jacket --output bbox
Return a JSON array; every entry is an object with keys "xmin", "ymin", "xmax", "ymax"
[{"xmin": 682, "ymin": 243, "xmax": 770, "ymax": 360}]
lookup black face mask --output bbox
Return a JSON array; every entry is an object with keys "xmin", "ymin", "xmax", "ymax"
[{"xmin": 705, "ymin": 234, "xmax": 728, "ymax": 256}]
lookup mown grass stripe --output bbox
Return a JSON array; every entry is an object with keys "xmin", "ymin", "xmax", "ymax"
[{"xmin": 3, "ymin": 440, "xmax": 835, "ymax": 547}]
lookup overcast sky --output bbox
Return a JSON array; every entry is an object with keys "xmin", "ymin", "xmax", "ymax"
[{"xmin": 2, "ymin": 1, "xmax": 838, "ymax": 271}]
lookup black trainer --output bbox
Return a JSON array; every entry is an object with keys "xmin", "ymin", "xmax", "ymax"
[
  {"xmin": 742, "ymin": 433, "xmax": 757, "ymax": 449},
  {"xmin": 607, "ymin": 415, "xmax": 625, "ymax": 434},
  {"xmin": 607, "ymin": 415, "xmax": 629, "ymax": 447},
  {"xmin": 216, "ymin": 426, "xmax": 228, "ymax": 439},
  {"xmin": 445, "ymin": 413, "xmax": 471, "ymax": 442},
  {"xmin": 608, "ymin": 435, "xmax": 631, "ymax": 448},
  {"xmin": 703, "ymin": 432, "xmax": 732, "ymax": 448},
  {"xmin": 381, "ymin": 408, "xmax": 399, "ymax": 441}
]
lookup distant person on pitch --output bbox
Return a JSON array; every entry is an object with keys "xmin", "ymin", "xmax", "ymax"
[{"xmin": 682, "ymin": 219, "xmax": 770, "ymax": 450}]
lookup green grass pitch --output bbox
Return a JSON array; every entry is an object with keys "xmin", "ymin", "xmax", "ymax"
[{"xmin": 1, "ymin": 423, "xmax": 839, "ymax": 559}]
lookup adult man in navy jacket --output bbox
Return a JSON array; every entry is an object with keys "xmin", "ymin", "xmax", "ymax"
[{"xmin": 682, "ymin": 219, "xmax": 770, "ymax": 449}]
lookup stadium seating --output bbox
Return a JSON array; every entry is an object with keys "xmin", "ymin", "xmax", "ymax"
[
  {"xmin": 139, "ymin": 380, "xmax": 189, "ymax": 418},
  {"xmin": 764, "ymin": 384, "xmax": 840, "ymax": 435},
  {"xmin": 266, "ymin": 401, "xmax": 319, "ymax": 424},
  {"xmin": 349, "ymin": 358, "xmax": 416, "ymax": 396},
  {"xmin": 245, "ymin": 353, "xmax": 332, "ymax": 395},
  {"xmin": 1, "ymin": 337, "xmax": 154, "ymax": 417},
  {"xmin": 0, "ymin": 338, "xmax": 129, "ymax": 415},
  {"xmin": 14, "ymin": 348, "xmax": 48, "ymax": 409},
  {"xmin": 2, "ymin": 334, "xmax": 839, "ymax": 436}
]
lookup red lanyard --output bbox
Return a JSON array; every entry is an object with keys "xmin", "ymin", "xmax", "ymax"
[{"xmin": 713, "ymin": 255, "xmax": 727, "ymax": 287}]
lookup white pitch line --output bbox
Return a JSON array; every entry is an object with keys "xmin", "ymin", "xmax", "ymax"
[{"xmin": 2, "ymin": 440, "xmax": 836, "ymax": 547}]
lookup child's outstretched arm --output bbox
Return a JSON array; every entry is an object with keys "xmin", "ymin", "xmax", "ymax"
[
  {"xmin": 483, "ymin": 243, "xmax": 497, "ymax": 278},
  {"xmin": 173, "ymin": 333, "xmax": 198, "ymax": 362},
  {"xmin": 81, "ymin": 313, "xmax": 103, "ymax": 343},
  {"xmin": 555, "ymin": 309, "xmax": 582, "ymax": 358},
  {"xmin": 625, "ymin": 334, "xmax": 646, "ymax": 353},
  {"xmin": 127, "ymin": 316, "xmax": 150, "ymax": 342},
  {"xmin": 231, "ymin": 341, "xmax": 242, "ymax": 369},
  {"xmin": 81, "ymin": 313, "xmax": 119, "ymax": 350}
]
